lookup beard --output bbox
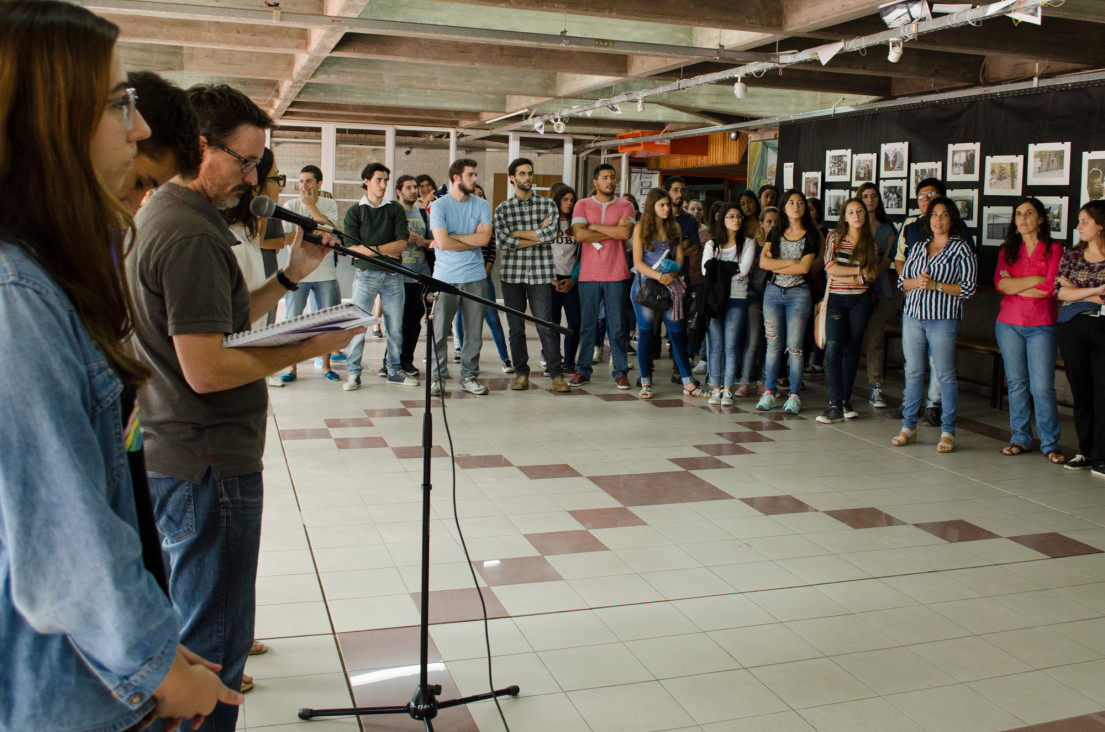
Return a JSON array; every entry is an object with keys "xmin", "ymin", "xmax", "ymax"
[
  {"xmin": 214, "ymin": 184, "xmax": 251, "ymax": 211},
  {"xmin": 457, "ymin": 180, "xmax": 476, "ymax": 196},
  {"xmin": 514, "ymin": 180, "xmax": 532, "ymax": 193}
]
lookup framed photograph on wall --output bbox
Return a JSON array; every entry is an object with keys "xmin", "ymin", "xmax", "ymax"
[
  {"xmin": 881, "ymin": 142, "xmax": 909, "ymax": 178},
  {"xmin": 946, "ymin": 189, "xmax": 978, "ymax": 228},
  {"xmin": 1027, "ymin": 142, "xmax": 1071, "ymax": 186},
  {"xmin": 910, "ymin": 161, "xmax": 942, "ymax": 197},
  {"xmin": 802, "ymin": 171, "xmax": 822, "ymax": 200},
  {"xmin": 823, "ymin": 189, "xmax": 848, "ymax": 221},
  {"xmin": 982, "ymin": 206, "xmax": 1012, "ymax": 247},
  {"xmin": 947, "ymin": 142, "xmax": 981, "ymax": 182},
  {"xmin": 852, "ymin": 153, "xmax": 876, "ymax": 187},
  {"xmin": 1081, "ymin": 150, "xmax": 1105, "ymax": 208},
  {"xmin": 825, "ymin": 149, "xmax": 851, "ymax": 182},
  {"xmin": 984, "ymin": 155, "xmax": 1023, "ymax": 197},
  {"xmin": 879, "ymin": 179, "xmax": 907, "ymax": 215},
  {"xmin": 1039, "ymin": 196, "xmax": 1069, "ymax": 240}
]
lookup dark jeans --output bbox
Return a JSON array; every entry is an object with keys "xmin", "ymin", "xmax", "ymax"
[
  {"xmin": 1058, "ymin": 315, "xmax": 1105, "ymax": 467},
  {"xmin": 550, "ymin": 279, "xmax": 581, "ymax": 372},
  {"xmin": 824, "ymin": 293, "xmax": 874, "ymax": 407},
  {"xmin": 399, "ymin": 282, "xmax": 425, "ymax": 371},
  {"xmin": 501, "ymin": 280, "xmax": 562, "ymax": 377}
]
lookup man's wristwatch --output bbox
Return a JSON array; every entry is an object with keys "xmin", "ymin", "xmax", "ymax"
[{"xmin": 275, "ymin": 268, "xmax": 299, "ymax": 291}]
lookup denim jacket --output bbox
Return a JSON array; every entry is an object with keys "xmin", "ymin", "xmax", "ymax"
[{"xmin": 0, "ymin": 241, "xmax": 179, "ymax": 731}]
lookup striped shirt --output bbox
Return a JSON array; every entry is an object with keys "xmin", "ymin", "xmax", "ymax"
[
  {"xmin": 824, "ymin": 232, "xmax": 870, "ymax": 295},
  {"xmin": 898, "ymin": 236, "xmax": 977, "ymax": 320},
  {"xmin": 494, "ymin": 193, "xmax": 559, "ymax": 284}
]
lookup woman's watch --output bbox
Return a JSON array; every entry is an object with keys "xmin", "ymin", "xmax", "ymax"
[
  {"xmin": 936, "ymin": 282, "xmax": 945, "ymax": 294},
  {"xmin": 275, "ymin": 268, "xmax": 299, "ymax": 292}
]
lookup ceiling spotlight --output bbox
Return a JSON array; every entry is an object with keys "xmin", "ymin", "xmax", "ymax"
[
  {"xmin": 887, "ymin": 39, "xmax": 903, "ymax": 63},
  {"xmin": 532, "ymin": 117, "xmax": 545, "ymax": 135},
  {"xmin": 607, "ymin": 103, "xmax": 622, "ymax": 114},
  {"xmin": 733, "ymin": 77, "xmax": 748, "ymax": 100},
  {"xmin": 403, "ymin": 148, "xmax": 412, "ymax": 156},
  {"xmin": 637, "ymin": 98, "xmax": 645, "ymax": 112},
  {"xmin": 552, "ymin": 118, "xmax": 566, "ymax": 134},
  {"xmin": 728, "ymin": 131, "xmax": 739, "ymax": 141}
]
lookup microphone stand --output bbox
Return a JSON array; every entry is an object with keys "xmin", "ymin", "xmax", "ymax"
[{"xmin": 296, "ymin": 224, "xmax": 569, "ymax": 729}]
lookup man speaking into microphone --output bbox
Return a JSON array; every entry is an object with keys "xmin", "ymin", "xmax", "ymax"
[{"xmin": 127, "ymin": 84, "xmax": 355, "ymax": 732}]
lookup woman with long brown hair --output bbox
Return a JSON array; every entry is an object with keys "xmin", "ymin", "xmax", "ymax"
[{"xmin": 0, "ymin": 2, "xmax": 240, "ymax": 729}]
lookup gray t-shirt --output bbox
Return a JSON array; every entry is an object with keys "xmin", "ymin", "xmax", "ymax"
[
  {"xmin": 127, "ymin": 182, "xmax": 268, "ymax": 483},
  {"xmin": 401, "ymin": 206, "xmax": 432, "ymax": 281},
  {"xmin": 770, "ymin": 234, "xmax": 819, "ymax": 289}
]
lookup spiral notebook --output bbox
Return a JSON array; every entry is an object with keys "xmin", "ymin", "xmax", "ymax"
[{"xmin": 222, "ymin": 303, "xmax": 378, "ymax": 348}]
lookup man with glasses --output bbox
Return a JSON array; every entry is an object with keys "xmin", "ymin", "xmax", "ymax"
[{"xmin": 127, "ymin": 84, "xmax": 351, "ymax": 731}]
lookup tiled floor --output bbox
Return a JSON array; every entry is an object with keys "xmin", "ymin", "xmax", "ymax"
[{"xmin": 239, "ymin": 332, "xmax": 1105, "ymax": 731}]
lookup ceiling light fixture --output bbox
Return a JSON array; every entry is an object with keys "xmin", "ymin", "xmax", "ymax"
[
  {"xmin": 552, "ymin": 118, "xmax": 566, "ymax": 134},
  {"xmin": 733, "ymin": 77, "xmax": 748, "ymax": 100},
  {"xmin": 607, "ymin": 103, "xmax": 622, "ymax": 114},
  {"xmin": 887, "ymin": 38, "xmax": 904, "ymax": 63},
  {"xmin": 532, "ymin": 117, "xmax": 545, "ymax": 134},
  {"xmin": 637, "ymin": 98, "xmax": 645, "ymax": 112}
]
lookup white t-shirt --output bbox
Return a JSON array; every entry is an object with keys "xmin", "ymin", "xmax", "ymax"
[
  {"xmin": 229, "ymin": 223, "xmax": 267, "ymax": 331},
  {"xmin": 281, "ymin": 196, "xmax": 341, "ymax": 282},
  {"xmin": 702, "ymin": 237, "xmax": 757, "ymax": 299}
]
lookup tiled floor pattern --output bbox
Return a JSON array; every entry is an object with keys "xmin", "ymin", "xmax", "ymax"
[{"xmin": 239, "ymin": 337, "xmax": 1105, "ymax": 731}]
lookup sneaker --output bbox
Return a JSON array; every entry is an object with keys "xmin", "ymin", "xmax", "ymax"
[
  {"xmin": 314, "ymin": 357, "xmax": 325, "ymax": 370},
  {"xmin": 540, "ymin": 359, "xmax": 547, "ymax": 370},
  {"xmin": 720, "ymin": 388, "xmax": 734, "ymax": 406},
  {"xmin": 1065, "ymin": 454, "xmax": 1091, "ymax": 471},
  {"xmin": 331, "ymin": 352, "xmax": 347, "ymax": 362},
  {"xmin": 501, "ymin": 358, "xmax": 515, "ymax": 374},
  {"xmin": 510, "ymin": 374, "xmax": 529, "ymax": 390},
  {"xmin": 400, "ymin": 368, "xmax": 420, "ymax": 379},
  {"xmin": 693, "ymin": 359, "xmax": 708, "ymax": 375},
  {"xmin": 280, "ymin": 372, "xmax": 297, "ymax": 383},
  {"xmin": 614, "ymin": 375, "xmax": 631, "ymax": 390},
  {"xmin": 923, "ymin": 405, "xmax": 942, "ymax": 427},
  {"xmin": 804, "ymin": 363, "xmax": 824, "ymax": 374},
  {"xmin": 453, "ymin": 349, "xmax": 461, "ymax": 363},
  {"xmin": 756, "ymin": 392, "xmax": 775, "ymax": 411},
  {"xmin": 550, "ymin": 375, "xmax": 571, "ymax": 393},
  {"xmin": 869, "ymin": 383, "xmax": 887, "ymax": 408},
  {"xmin": 372, "ymin": 328, "xmax": 384, "ymax": 339},
  {"xmin": 594, "ymin": 346, "xmax": 603, "ymax": 362},
  {"xmin": 843, "ymin": 402, "xmax": 859, "ymax": 419},
  {"xmin": 567, "ymin": 372, "xmax": 590, "ymax": 386},
  {"xmin": 342, "ymin": 375, "xmax": 361, "ymax": 391},
  {"xmin": 1093, "ymin": 466, "xmax": 1105, "ymax": 479},
  {"xmin": 783, "ymin": 393, "xmax": 801, "ymax": 414},
  {"xmin": 756, "ymin": 382, "xmax": 768, "ymax": 395},
  {"xmin": 266, "ymin": 374, "xmax": 285, "ymax": 387},
  {"xmin": 817, "ymin": 406, "xmax": 845, "ymax": 424},
  {"xmin": 323, "ymin": 370, "xmax": 340, "ymax": 381},
  {"xmin": 735, "ymin": 382, "xmax": 751, "ymax": 398},
  {"xmin": 461, "ymin": 377, "xmax": 489, "ymax": 395},
  {"xmin": 429, "ymin": 380, "xmax": 443, "ymax": 398},
  {"xmin": 708, "ymin": 388, "xmax": 722, "ymax": 405},
  {"xmin": 376, "ymin": 366, "xmax": 387, "ymax": 378},
  {"xmin": 386, "ymin": 372, "xmax": 419, "ymax": 387}
]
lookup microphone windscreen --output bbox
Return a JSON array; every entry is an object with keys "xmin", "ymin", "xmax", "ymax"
[{"xmin": 250, "ymin": 195, "xmax": 276, "ymax": 219}]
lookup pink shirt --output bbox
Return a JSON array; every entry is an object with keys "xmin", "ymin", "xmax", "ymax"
[
  {"xmin": 994, "ymin": 241, "xmax": 1061, "ymax": 326},
  {"xmin": 571, "ymin": 196, "xmax": 634, "ymax": 282}
]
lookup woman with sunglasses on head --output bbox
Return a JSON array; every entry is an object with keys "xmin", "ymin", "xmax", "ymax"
[
  {"xmin": 0, "ymin": 2, "xmax": 242, "ymax": 730},
  {"xmin": 855, "ymin": 182, "xmax": 898, "ymax": 409},
  {"xmin": 1056, "ymin": 201, "xmax": 1105, "ymax": 474},
  {"xmin": 892, "ymin": 197, "xmax": 977, "ymax": 453}
]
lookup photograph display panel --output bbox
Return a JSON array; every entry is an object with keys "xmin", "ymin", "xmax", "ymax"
[
  {"xmin": 825, "ymin": 149, "xmax": 851, "ymax": 182},
  {"xmin": 1027, "ymin": 142, "xmax": 1071, "ymax": 186},
  {"xmin": 881, "ymin": 141, "xmax": 909, "ymax": 178},
  {"xmin": 984, "ymin": 155, "xmax": 1024, "ymax": 197},
  {"xmin": 947, "ymin": 142, "xmax": 981, "ymax": 182}
]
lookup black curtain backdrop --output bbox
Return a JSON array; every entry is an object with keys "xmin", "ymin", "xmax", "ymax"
[{"xmin": 776, "ymin": 82, "xmax": 1105, "ymax": 281}]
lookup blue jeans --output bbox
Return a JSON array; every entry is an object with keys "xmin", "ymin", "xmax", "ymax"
[
  {"xmin": 550, "ymin": 281, "xmax": 581, "ymax": 372},
  {"xmin": 148, "ymin": 470, "xmax": 264, "ymax": 732},
  {"xmin": 284, "ymin": 279, "xmax": 340, "ymax": 318},
  {"xmin": 996, "ymin": 321, "xmax": 1061, "ymax": 453},
  {"xmin": 708, "ymin": 298, "xmax": 748, "ymax": 388},
  {"xmin": 347, "ymin": 269, "xmax": 405, "ymax": 376},
  {"xmin": 577, "ymin": 279, "xmax": 630, "ymax": 379},
  {"xmin": 456, "ymin": 278, "xmax": 508, "ymax": 361},
  {"xmin": 762, "ymin": 284, "xmax": 812, "ymax": 396},
  {"xmin": 740, "ymin": 294, "xmax": 764, "ymax": 385},
  {"xmin": 631, "ymin": 277, "xmax": 692, "ymax": 383},
  {"xmin": 901, "ymin": 316, "xmax": 960, "ymax": 433},
  {"xmin": 825, "ymin": 293, "xmax": 874, "ymax": 407}
]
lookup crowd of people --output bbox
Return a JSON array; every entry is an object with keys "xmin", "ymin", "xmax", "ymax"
[{"xmin": 3, "ymin": 2, "xmax": 1105, "ymax": 729}]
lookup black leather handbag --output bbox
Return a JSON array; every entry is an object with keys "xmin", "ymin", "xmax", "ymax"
[{"xmin": 635, "ymin": 274, "xmax": 672, "ymax": 311}]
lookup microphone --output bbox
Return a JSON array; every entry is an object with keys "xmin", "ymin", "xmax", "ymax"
[{"xmin": 250, "ymin": 195, "xmax": 339, "ymax": 235}]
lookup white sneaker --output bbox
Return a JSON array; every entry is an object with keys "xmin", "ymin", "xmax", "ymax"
[
  {"xmin": 342, "ymin": 375, "xmax": 361, "ymax": 391},
  {"xmin": 720, "ymin": 388, "xmax": 734, "ymax": 406},
  {"xmin": 593, "ymin": 346, "xmax": 603, "ymax": 362},
  {"xmin": 708, "ymin": 388, "xmax": 721, "ymax": 405},
  {"xmin": 693, "ymin": 359, "xmax": 708, "ymax": 375},
  {"xmin": 266, "ymin": 374, "xmax": 285, "ymax": 387},
  {"xmin": 461, "ymin": 378, "xmax": 489, "ymax": 395},
  {"xmin": 429, "ymin": 380, "xmax": 443, "ymax": 398}
]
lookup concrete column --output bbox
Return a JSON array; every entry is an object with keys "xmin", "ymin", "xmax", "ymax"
[
  {"xmin": 384, "ymin": 127, "xmax": 396, "ymax": 201},
  {"xmin": 448, "ymin": 129, "xmax": 458, "ymax": 164},
  {"xmin": 620, "ymin": 153, "xmax": 629, "ymax": 197},
  {"xmin": 507, "ymin": 132, "xmax": 521, "ymax": 198},
  {"xmin": 320, "ymin": 124, "xmax": 337, "ymax": 194},
  {"xmin": 562, "ymin": 137, "xmax": 574, "ymax": 187}
]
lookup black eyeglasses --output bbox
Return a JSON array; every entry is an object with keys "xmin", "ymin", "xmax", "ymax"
[
  {"xmin": 105, "ymin": 88, "xmax": 139, "ymax": 131},
  {"xmin": 218, "ymin": 145, "xmax": 261, "ymax": 174},
  {"xmin": 266, "ymin": 174, "xmax": 287, "ymax": 188}
]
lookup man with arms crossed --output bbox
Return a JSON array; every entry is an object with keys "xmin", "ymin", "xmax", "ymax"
[{"xmin": 128, "ymin": 84, "xmax": 353, "ymax": 732}]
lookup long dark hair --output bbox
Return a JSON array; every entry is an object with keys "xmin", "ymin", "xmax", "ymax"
[
  {"xmin": 710, "ymin": 202, "xmax": 744, "ymax": 248},
  {"xmin": 1001, "ymin": 196, "xmax": 1053, "ymax": 264},
  {"xmin": 854, "ymin": 182, "xmax": 891, "ymax": 225},
  {"xmin": 922, "ymin": 197, "xmax": 965, "ymax": 240},
  {"xmin": 638, "ymin": 187, "xmax": 681, "ymax": 252},
  {"xmin": 831, "ymin": 198, "xmax": 878, "ymax": 276},
  {"xmin": 1078, "ymin": 201, "xmax": 1105, "ymax": 250},
  {"xmin": 772, "ymin": 189, "xmax": 822, "ymax": 248},
  {"xmin": 0, "ymin": 0, "xmax": 147, "ymax": 387}
]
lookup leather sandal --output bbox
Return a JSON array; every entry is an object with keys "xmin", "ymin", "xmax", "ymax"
[
  {"xmin": 683, "ymin": 384, "xmax": 709, "ymax": 398},
  {"xmin": 1046, "ymin": 450, "xmax": 1067, "ymax": 464},
  {"xmin": 937, "ymin": 432, "xmax": 956, "ymax": 453},
  {"xmin": 891, "ymin": 428, "xmax": 916, "ymax": 447},
  {"xmin": 1002, "ymin": 444, "xmax": 1030, "ymax": 456}
]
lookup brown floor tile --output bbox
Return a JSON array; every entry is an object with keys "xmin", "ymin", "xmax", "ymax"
[
  {"xmin": 595, "ymin": 393, "xmax": 638, "ymax": 401},
  {"xmin": 669, "ymin": 456, "xmax": 732, "ymax": 470},
  {"xmin": 825, "ymin": 507, "xmax": 907, "ymax": 529},
  {"xmin": 475, "ymin": 556, "xmax": 564, "ymax": 586},
  {"xmin": 454, "ymin": 454, "xmax": 514, "ymax": 469},
  {"xmin": 1004, "ymin": 712, "xmax": 1105, "ymax": 731},
  {"xmin": 280, "ymin": 428, "xmax": 332, "ymax": 440},
  {"xmin": 364, "ymin": 408, "xmax": 413, "ymax": 417},
  {"xmin": 525, "ymin": 530, "xmax": 608, "ymax": 555},
  {"xmin": 695, "ymin": 442, "xmax": 756, "ymax": 456},
  {"xmin": 734, "ymin": 418, "xmax": 792, "ymax": 431},
  {"xmin": 335, "ymin": 436, "xmax": 389, "ymax": 450},
  {"xmin": 400, "ymin": 399, "xmax": 443, "ymax": 409},
  {"xmin": 518, "ymin": 464, "xmax": 584, "ymax": 480},
  {"xmin": 650, "ymin": 398, "xmax": 699, "ymax": 408},
  {"xmin": 324, "ymin": 418, "xmax": 375, "ymax": 428},
  {"xmin": 569, "ymin": 507, "xmax": 646, "ymax": 529},
  {"xmin": 482, "ymin": 377, "xmax": 523, "ymax": 390},
  {"xmin": 741, "ymin": 495, "xmax": 819, "ymax": 515},
  {"xmin": 338, "ymin": 626, "xmax": 437, "ymax": 673},
  {"xmin": 1009, "ymin": 533, "xmax": 1104, "ymax": 558},
  {"xmin": 391, "ymin": 445, "xmax": 450, "ymax": 459},
  {"xmin": 715, "ymin": 431, "xmax": 775, "ymax": 443},
  {"xmin": 590, "ymin": 472, "xmax": 733, "ymax": 506},
  {"xmin": 914, "ymin": 519, "xmax": 1001, "ymax": 543},
  {"xmin": 698, "ymin": 404, "xmax": 747, "ymax": 414},
  {"xmin": 410, "ymin": 588, "xmax": 509, "ymax": 624}
]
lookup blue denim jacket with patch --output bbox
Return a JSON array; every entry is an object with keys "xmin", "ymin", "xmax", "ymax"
[{"xmin": 0, "ymin": 241, "xmax": 179, "ymax": 731}]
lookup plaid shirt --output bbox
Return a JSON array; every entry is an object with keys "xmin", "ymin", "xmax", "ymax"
[{"xmin": 494, "ymin": 193, "xmax": 559, "ymax": 284}]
